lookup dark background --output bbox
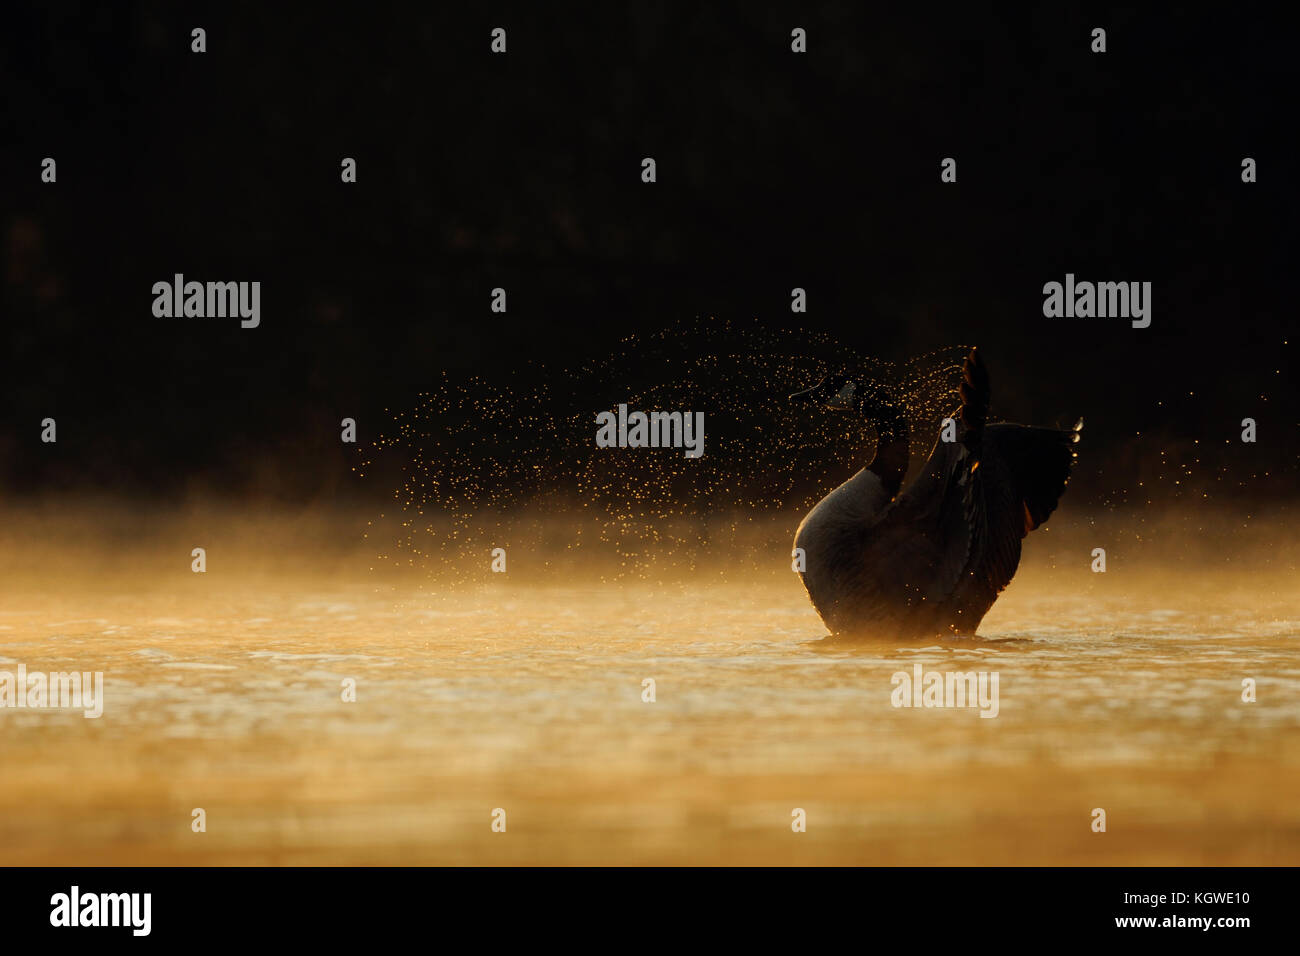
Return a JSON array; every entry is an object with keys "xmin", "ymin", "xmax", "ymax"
[{"xmin": 2, "ymin": 2, "xmax": 1294, "ymax": 505}]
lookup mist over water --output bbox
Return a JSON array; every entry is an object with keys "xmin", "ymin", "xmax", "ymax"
[
  {"xmin": 2, "ymin": 330, "xmax": 1295, "ymax": 866},
  {"xmin": 1, "ymin": 492, "xmax": 1295, "ymax": 865},
  {"xmin": 4, "ymin": 1, "xmax": 1295, "ymax": 875}
]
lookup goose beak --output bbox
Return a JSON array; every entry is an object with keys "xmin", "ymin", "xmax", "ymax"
[{"xmin": 825, "ymin": 380, "xmax": 856, "ymax": 410}]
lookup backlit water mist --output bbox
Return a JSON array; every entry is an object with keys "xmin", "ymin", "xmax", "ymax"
[
  {"xmin": 0, "ymin": 327, "xmax": 1295, "ymax": 864},
  {"xmin": 0, "ymin": 511, "xmax": 1295, "ymax": 864}
]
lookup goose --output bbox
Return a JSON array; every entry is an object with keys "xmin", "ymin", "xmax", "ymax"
[{"xmin": 791, "ymin": 348, "xmax": 1081, "ymax": 639}]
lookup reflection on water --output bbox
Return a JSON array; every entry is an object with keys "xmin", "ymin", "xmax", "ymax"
[{"xmin": 0, "ymin": 507, "xmax": 1297, "ymax": 864}]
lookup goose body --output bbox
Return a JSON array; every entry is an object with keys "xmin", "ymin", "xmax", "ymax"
[{"xmin": 793, "ymin": 349, "xmax": 1080, "ymax": 639}]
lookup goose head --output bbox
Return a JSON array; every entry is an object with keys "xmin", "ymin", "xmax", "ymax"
[{"xmin": 790, "ymin": 375, "xmax": 857, "ymax": 411}]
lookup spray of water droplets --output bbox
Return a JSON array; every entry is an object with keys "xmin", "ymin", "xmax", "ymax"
[{"xmin": 355, "ymin": 318, "xmax": 972, "ymax": 584}]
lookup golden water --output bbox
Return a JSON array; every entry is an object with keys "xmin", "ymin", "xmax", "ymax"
[{"xmin": 1, "ymin": 504, "xmax": 1296, "ymax": 865}]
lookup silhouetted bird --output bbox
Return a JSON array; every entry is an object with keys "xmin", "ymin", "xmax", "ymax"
[{"xmin": 791, "ymin": 348, "xmax": 1081, "ymax": 639}]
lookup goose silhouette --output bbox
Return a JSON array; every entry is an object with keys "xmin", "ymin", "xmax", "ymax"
[{"xmin": 791, "ymin": 348, "xmax": 1081, "ymax": 639}]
